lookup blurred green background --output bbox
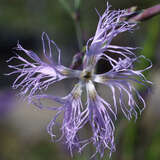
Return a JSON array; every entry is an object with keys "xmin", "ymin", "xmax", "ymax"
[{"xmin": 0, "ymin": 0, "xmax": 160, "ymax": 160}]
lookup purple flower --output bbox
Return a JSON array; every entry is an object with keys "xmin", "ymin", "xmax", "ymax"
[{"xmin": 7, "ymin": 3, "xmax": 152, "ymax": 159}]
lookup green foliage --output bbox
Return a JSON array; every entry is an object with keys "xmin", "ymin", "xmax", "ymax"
[
  {"xmin": 141, "ymin": 16, "xmax": 160, "ymax": 62},
  {"xmin": 122, "ymin": 121, "xmax": 137, "ymax": 160},
  {"xmin": 146, "ymin": 127, "xmax": 160, "ymax": 160}
]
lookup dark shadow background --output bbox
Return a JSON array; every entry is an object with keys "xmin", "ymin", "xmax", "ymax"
[{"xmin": 0, "ymin": 0, "xmax": 160, "ymax": 160}]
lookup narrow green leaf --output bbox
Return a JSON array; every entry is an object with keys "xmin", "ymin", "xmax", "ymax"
[{"xmin": 59, "ymin": 0, "xmax": 74, "ymax": 18}]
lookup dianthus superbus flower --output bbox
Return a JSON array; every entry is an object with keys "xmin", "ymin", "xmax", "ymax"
[{"xmin": 7, "ymin": 3, "xmax": 152, "ymax": 159}]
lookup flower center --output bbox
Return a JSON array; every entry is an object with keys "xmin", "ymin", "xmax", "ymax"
[{"xmin": 80, "ymin": 69, "xmax": 93, "ymax": 81}]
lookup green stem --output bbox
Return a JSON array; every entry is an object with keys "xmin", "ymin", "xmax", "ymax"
[
  {"xmin": 74, "ymin": 0, "xmax": 83, "ymax": 50},
  {"xmin": 59, "ymin": 0, "xmax": 83, "ymax": 51},
  {"xmin": 74, "ymin": 18, "xmax": 83, "ymax": 50},
  {"xmin": 58, "ymin": 0, "xmax": 74, "ymax": 18},
  {"xmin": 74, "ymin": 0, "xmax": 81, "ymax": 10}
]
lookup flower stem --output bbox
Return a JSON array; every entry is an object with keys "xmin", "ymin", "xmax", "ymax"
[
  {"xmin": 128, "ymin": 4, "xmax": 160, "ymax": 22},
  {"xmin": 74, "ymin": 12, "xmax": 83, "ymax": 50}
]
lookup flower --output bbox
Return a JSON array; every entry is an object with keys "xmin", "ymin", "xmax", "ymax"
[{"xmin": 8, "ymin": 3, "xmax": 152, "ymax": 159}]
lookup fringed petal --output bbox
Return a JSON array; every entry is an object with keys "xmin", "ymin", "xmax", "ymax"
[{"xmin": 86, "ymin": 80, "xmax": 116, "ymax": 158}]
